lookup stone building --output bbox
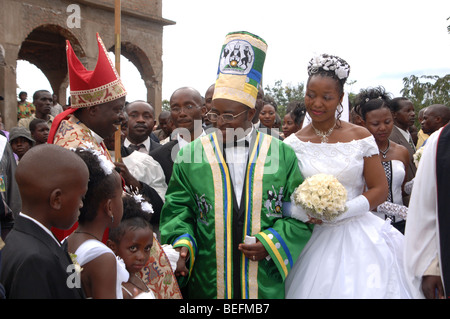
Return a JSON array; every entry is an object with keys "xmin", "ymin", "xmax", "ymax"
[{"xmin": 0, "ymin": 0, "xmax": 174, "ymax": 129}]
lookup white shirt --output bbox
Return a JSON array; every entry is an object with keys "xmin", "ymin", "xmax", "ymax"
[
  {"xmin": 91, "ymin": 130, "xmax": 104, "ymax": 146},
  {"xmin": 19, "ymin": 212, "xmax": 61, "ymax": 246},
  {"xmin": 122, "ymin": 150, "xmax": 168, "ymax": 201},
  {"xmin": 395, "ymin": 125, "xmax": 416, "ymax": 150},
  {"xmin": 225, "ymin": 127, "xmax": 253, "ymax": 208},
  {"xmin": 124, "ymin": 137, "xmax": 151, "ymax": 153},
  {"xmin": 404, "ymin": 126, "xmax": 444, "ymax": 298}
]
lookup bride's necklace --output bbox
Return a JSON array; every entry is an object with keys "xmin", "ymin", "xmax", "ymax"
[
  {"xmin": 379, "ymin": 140, "xmax": 390, "ymax": 159},
  {"xmin": 311, "ymin": 120, "xmax": 336, "ymax": 143}
]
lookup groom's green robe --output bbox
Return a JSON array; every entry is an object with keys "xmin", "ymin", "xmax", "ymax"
[{"xmin": 160, "ymin": 130, "xmax": 312, "ymax": 299}]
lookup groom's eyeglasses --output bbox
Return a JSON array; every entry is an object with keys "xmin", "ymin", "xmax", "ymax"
[{"xmin": 206, "ymin": 110, "xmax": 247, "ymax": 123}]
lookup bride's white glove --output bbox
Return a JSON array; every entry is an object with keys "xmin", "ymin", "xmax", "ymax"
[
  {"xmin": 284, "ymin": 195, "xmax": 370, "ymax": 223},
  {"xmin": 333, "ymin": 195, "xmax": 370, "ymax": 222},
  {"xmin": 284, "ymin": 196, "xmax": 311, "ymax": 223}
]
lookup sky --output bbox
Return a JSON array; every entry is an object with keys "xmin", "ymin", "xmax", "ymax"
[{"xmin": 16, "ymin": 0, "xmax": 450, "ymax": 105}]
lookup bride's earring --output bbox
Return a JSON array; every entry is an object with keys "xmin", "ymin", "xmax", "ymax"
[{"xmin": 110, "ymin": 214, "xmax": 114, "ymax": 224}]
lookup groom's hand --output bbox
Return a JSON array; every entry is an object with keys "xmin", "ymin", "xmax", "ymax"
[
  {"xmin": 238, "ymin": 240, "xmax": 269, "ymax": 261},
  {"xmin": 174, "ymin": 246, "xmax": 190, "ymax": 277}
]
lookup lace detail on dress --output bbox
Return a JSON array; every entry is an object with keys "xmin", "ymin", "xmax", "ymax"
[
  {"xmin": 377, "ymin": 201, "xmax": 408, "ymax": 220},
  {"xmin": 284, "ymin": 135, "xmax": 379, "ymax": 159},
  {"xmin": 284, "ymin": 134, "xmax": 379, "ymax": 202}
]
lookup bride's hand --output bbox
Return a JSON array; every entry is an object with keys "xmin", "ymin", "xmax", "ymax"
[{"xmin": 307, "ymin": 217, "xmax": 323, "ymax": 225}]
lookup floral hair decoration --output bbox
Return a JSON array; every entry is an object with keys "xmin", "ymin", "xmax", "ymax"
[
  {"xmin": 72, "ymin": 142, "xmax": 115, "ymax": 176},
  {"xmin": 307, "ymin": 53, "xmax": 350, "ymax": 80},
  {"xmin": 132, "ymin": 193, "xmax": 154, "ymax": 215}
]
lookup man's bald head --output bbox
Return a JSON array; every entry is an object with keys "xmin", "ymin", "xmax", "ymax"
[{"xmin": 422, "ymin": 104, "xmax": 450, "ymax": 135}]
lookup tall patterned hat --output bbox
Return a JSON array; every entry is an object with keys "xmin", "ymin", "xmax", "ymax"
[
  {"xmin": 67, "ymin": 33, "xmax": 127, "ymax": 108},
  {"xmin": 213, "ymin": 31, "xmax": 267, "ymax": 109}
]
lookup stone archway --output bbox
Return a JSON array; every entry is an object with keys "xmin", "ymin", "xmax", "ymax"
[
  {"xmin": 110, "ymin": 41, "xmax": 160, "ymax": 116},
  {"xmin": 18, "ymin": 24, "xmax": 83, "ymax": 107},
  {"xmin": 0, "ymin": 0, "xmax": 174, "ymax": 130}
]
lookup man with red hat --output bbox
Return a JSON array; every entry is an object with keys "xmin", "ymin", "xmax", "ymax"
[
  {"xmin": 47, "ymin": 33, "xmax": 125, "ymax": 241},
  {"xmin": 48, "ymin": 34, "xmax": 182, "ymax": 299},
  {"xmin": 48, "ymin": 33, "xmax": 126, "ymax": 160}
]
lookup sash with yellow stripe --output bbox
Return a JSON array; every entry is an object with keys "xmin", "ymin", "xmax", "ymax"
[{"xmin": 202, "ymin": 131, "xmax": 274, "ymax": 299}]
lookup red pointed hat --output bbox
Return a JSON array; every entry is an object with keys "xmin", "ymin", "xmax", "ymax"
[
  {"xmin": 67, "ymin": 33, "xmax": 127, "ymax": 108},
  {"xmin": 47, "ymin": 33, "xmax": 127, "ymax": 145}
]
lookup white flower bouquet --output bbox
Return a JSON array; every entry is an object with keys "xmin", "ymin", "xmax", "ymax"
[
  {"xmin": 70, "ymin": 253, "xmax": 83, "ymax": 274},
  {"xmin": 413, "ymin": 146, "xmax": 424, "ymax": 168},
  {"xmin": 293, "ymin": 173, "xmax": 347, "ymax": 221}
]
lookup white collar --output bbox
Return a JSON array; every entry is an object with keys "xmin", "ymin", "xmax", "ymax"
[
  {"xmin": 19, "ymin": 212, "xmax": 61, "ymax": 246},
  {"xmin": 240, "ymin": 126, "xmax": 254, "ymax": 143},
  {"xmin": 225, "ymin": 126, "xmax": 254, "ymax": 147},
  {"xmin": 395, "ymin": 125, "xmax": 411, "ymax": 140},
  {"xmin": 91, "ymin": 130, "xmax": 104, "ymax": 145},
  {"xmin": 124, "ymin": 137, "xmax": 151, "ymax": 151}
]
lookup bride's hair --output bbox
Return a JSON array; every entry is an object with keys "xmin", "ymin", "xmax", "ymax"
[{"xmin": 306, "ymin": 53, "xmax": 351, "ymax": 126}]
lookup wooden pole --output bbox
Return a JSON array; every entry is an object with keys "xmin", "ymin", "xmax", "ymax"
[{"xmin": 114, "ymin": 0, "xmax": 122, "ymax": 162}]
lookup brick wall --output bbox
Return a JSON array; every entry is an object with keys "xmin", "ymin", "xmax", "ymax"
[{"xmin": 86, "ymin": 0, "xmax": 162, "ymax": 17}]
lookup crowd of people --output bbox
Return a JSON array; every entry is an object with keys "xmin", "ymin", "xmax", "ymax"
[{"xmin": 0, "ymin": 30, "xmax": 449, "ymax": 300}]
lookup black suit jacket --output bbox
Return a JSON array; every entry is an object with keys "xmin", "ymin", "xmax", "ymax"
[
  {"xmin": 149, "ymin": 140, "xmax": 180, "ymax": 185},
  {"xmin": 149, "ymin": 138, "xmax": 162, "ymax": 153},
  {"xmin": 0, "ymin": 216, "xmax": 85, "ymax": 299}
]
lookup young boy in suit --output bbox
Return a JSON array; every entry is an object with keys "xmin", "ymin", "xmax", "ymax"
[{"xmin": 0, "ymin": 144, "xmax": 89, "ymax": 298}]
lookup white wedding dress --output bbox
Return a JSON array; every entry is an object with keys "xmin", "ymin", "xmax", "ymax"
[{"xmin": 284, "ymin": 134, "xmax": 415, "ymax": 299}]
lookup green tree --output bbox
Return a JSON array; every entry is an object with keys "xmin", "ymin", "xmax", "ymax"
[
  {"xmin": 162, "ymin": 99, "xmax": 170, "ymax": 112},
  {"xmin": 263, "ymin": 80, "xmax": 305, "ymax": 118},
  {"xmin": 400, "ymin": 74, "xmax": 450, "ymax": 126},
  {"xmin": 400, "ymin": 74, "xmax": 449, "ymax": 106}
]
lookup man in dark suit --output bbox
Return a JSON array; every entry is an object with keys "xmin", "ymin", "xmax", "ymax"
[
  {"xmin": 0, "ymin": 144, "xmax": 88, "ymax": 298},
  {"xmin": 109, "ymin": 102, "xmax": 165, "ymax": 228},
  {"xmin": 150, "ymin": 87, "xmax": 206, "ymax": 185},
  {"xmin": 123, "ymin": 100, "xmax": 161, "ymax": 154},
  {"xmin": 389, "ymin": 98, "xmax": 417, "ymax": 184},
  {"xmin": 390, "ymin": 125, "xmax": 416, "ymax": 183}
]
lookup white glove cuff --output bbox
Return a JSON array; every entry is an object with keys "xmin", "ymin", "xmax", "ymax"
[{"xmin": 334, "ymin": 195, "xmax": 370, "ymax": 221}]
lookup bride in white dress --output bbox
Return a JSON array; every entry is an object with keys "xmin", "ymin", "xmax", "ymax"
[{"xmin": 284, "ymin": 54, "xmax": 417, "ymax": 298}]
